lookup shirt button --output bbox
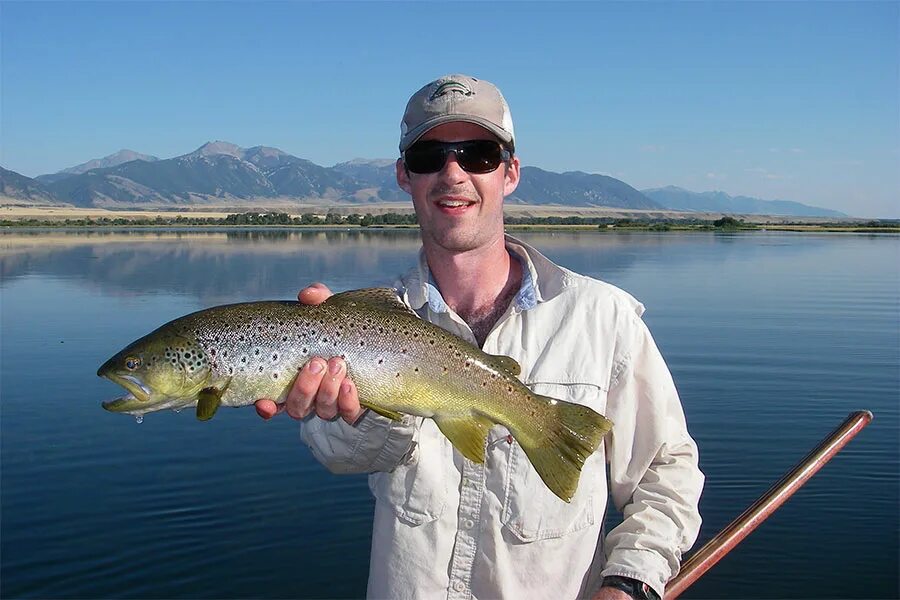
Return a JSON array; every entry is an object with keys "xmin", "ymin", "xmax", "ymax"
[
  {"xmin": 463, "ymin": 519, "xmax": 475, "ymax": 529},
  {"xmin": 453, "ymin": 581, "xmax": 466, "ymax": 592}
]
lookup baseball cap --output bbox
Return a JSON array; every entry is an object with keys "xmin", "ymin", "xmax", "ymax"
[{"xmin": 399, "ymin": 74, "xmax": 515, "ymax": 153}]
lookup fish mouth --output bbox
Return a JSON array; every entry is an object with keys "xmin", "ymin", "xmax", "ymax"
[{"xmin": 100, "ymin": 372, "xmax": 152, "ymax": 404}]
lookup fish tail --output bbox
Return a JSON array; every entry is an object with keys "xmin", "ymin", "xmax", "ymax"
[{"xmin": 514, "ymin": 395, "xmax": 613, "ymax": 502}]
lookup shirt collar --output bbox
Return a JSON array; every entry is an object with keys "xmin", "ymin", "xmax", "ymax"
[{"xmin": 403, "ymin": 234, "xmax": 571, "ymax": 312}]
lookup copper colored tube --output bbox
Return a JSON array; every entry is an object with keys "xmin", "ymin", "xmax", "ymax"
[{"xmin": 666, "ymin": 410, "xmax": 873, "ymax": 599}]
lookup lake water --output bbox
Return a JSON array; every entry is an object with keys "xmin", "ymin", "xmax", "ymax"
[{"xmin": 1, "ymin": 228, "xmax": 897, "ymax": 599}]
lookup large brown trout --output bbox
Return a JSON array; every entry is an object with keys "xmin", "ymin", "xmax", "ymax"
[{"xmin": 98, "ymin": 288, "xmax": 613, "ymax": 501}]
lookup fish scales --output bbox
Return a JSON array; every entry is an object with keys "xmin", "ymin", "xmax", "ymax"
[{"xmin": 98, "ymin": 288, "xmax": 613, "ymax": 501}]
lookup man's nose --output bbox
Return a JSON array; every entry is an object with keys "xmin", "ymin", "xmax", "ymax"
[{"xmin": 437, "ymin": 151, "xmax": 467, "ymax": 182}]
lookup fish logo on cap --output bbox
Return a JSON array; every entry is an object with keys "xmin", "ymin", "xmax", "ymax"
[{"xmin": 429, "ymin": 80, "xmax": 474, "ymax": 100}]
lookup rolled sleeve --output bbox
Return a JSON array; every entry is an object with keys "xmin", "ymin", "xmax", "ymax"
[
  {"xmin": 601, "ymin": 312, "xmax": 704, "ymax": 596},
  {"xmin": 300, "ymin": 411, "xmax": 418, "ymax": 474}
]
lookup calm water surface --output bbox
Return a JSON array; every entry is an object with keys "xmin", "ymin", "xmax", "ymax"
[{"xmin": 1, "ymin": 229, "xmax": 897, "ymax": 599}]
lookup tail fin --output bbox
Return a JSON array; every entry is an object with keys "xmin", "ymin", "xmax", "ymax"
[{"xmin": 515, "ymin": 396, "xmax": 613, "ymax": 502}]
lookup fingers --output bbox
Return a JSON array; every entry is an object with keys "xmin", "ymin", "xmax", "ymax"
[
  {"xmin": 297, "ymin": 282, "xmax": 333, "ymax": 305},
  {"xmin": 313, "ymin": 357, "xmax": 348, "ymax": 421},
  {"xmin": 259, "ymin": 351, "xmax": 363, "ymax": 425},
  {"xmin": 336, "ymin": 378, "xmax": 365, "ymax": 425},
  {"xmin": 285, "ymin": 357, "xmax": 328, "ymax": 419},
  {"xmin": 254, "ymin": 398, "xmax": 284, "ymax": 420}
]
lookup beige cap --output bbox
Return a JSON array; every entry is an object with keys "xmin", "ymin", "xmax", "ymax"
[{"xmin": 399, "ymin": 74, "xmax": 515, "ymax": 152}]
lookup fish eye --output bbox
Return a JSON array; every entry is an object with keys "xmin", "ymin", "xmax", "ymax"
[{"xmin": 125, "ymin": 356, "xmax": 142, "ymax": 371}]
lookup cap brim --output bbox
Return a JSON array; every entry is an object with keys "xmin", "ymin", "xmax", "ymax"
[{"xmin": 400, "ymin": 115, "xmax": 514, "ymax": 152}]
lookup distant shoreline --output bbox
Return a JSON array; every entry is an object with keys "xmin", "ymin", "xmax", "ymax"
[{"xmin": 1, "ymin": 204, "xmax": 896, "ymax": 233}]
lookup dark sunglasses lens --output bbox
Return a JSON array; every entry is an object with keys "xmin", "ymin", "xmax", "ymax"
[
  {"xmin": 405, "ymin": 140, "xmax": 505, "ymax": 174},
  {"xmin": 457, "ymin": 141, "xmax": 504, "ymax": 173},
  {"xmin": 404, "ymin": 144, "xmax": 447, "ymax": 174}
]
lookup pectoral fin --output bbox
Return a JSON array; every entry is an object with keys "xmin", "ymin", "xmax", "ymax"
[
  {"xmin": 433, "ymin": 414, "xmax": 494, "ymax": 464},
  {"xmin": 196, "ymin": 379, "xmax": 231, "ymax": 421}
]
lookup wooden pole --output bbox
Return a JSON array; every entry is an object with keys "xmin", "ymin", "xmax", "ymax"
[{"xmin": 666, "ymin": 410, "xmax": 873, "ymax": 599}]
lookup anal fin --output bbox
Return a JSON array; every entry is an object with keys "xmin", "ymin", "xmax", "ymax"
[{"xmin": 433, "ymin": 414, "xmax": 494, "ymax": 463}]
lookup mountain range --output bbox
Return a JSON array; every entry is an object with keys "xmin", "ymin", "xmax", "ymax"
[{"xmin": 0, "ymin": 142, "xmax": 846, "ymax": 217}]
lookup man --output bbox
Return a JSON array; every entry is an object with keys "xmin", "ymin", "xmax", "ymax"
[{"xmin": 255, "ymin": 74, "xmax": 703, "ymax": 600}]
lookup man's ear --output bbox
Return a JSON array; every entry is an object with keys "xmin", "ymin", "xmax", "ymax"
[
  {"xmin": 503, "ymin": 155, "xmax": 521, "ymax": 197},
  {"xmin": 396, "ymin": 158, "xmax": 412, "ymax": 195}
]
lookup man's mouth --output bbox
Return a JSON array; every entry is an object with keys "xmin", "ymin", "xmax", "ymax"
[{"xmin": 434, "ymin": 197, "xmax": 477, "ymax": 212}]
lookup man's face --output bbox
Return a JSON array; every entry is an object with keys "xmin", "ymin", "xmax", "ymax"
[{"xmin": 397, "ymin": 122, "xmax": 520, "ymax": 254}]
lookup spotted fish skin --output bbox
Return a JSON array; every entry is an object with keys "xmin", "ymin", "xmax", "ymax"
[{"xmin": 98, "ymin": 288, "xmax": 613, "ymax": 501}]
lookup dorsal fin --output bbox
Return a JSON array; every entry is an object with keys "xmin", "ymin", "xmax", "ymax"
[
  {"xmin": 325, "ymin": 287, "xmax": 417, "ymax": 316},
  {"xmin": 486, "ymin": 354, "xmax": 521, "ymax": 376}
]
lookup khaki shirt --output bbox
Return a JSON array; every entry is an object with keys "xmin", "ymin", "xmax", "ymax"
[{"xmin": 301, "ymin": 236, "xmax": 704, "ymax": 600}]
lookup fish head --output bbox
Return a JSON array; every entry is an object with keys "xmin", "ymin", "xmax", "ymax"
[{"xmin": 98, "ymin": 330, "xmax": 211, "ymax": 416}]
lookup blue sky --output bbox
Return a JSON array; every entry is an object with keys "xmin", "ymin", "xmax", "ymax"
[{"xmin": 2, "ymin": 1, "xmax": 897, "ymax": 217}]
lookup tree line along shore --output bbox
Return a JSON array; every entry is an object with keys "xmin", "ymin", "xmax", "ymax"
[{"xmin": 1, "ymin": 211, "xmax": 897, "ymax": 233}]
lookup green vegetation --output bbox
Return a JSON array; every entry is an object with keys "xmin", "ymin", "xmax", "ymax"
[
  {"xmin": 712, "ymin": 216, "xmax": 745, "ymax": 229},
  {"xmin": 1, "ymin": 211, "xmax": 897, "ymax": 233},
  {"xmin": 0, "ymin": 211, "xmax": 418, "ymax": 228}
]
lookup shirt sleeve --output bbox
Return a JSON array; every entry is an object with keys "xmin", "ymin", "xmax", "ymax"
[
  {"xmin": 299, "ymin": 410, "xmax": 419, "ymax": 474},
  {"xmin": 600, "ymin": 310, "xmax": 705, "ymax": 598}
]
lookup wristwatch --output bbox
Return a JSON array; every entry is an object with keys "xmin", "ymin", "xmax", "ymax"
[{"xmin": 601, "ymin": 576, "xmax": 661, "ymax": 600}]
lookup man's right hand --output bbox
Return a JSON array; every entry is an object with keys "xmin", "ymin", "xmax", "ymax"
[{"xmin": 254, "ymin": 283, "xmax": 365, "ymax": 425}]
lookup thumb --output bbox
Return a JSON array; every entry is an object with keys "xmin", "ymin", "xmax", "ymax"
[{"xmin": 297, "ymin": 282, "xmax": 333, "ymax": 305}]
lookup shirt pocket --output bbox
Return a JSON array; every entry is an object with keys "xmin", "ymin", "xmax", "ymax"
[
  {"xmin": 368, "ymin": 420, "xmax": 448, "ymax": 527},
  {"xmin": 500, "ymin": 381, "xmax": 608, "ymax": 542}
]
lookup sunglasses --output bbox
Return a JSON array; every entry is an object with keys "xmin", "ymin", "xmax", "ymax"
[{"xmin": 403, "ymin": 140, "xmax": 511, "ymax": 174}]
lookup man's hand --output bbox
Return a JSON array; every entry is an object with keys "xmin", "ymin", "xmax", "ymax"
[{"xmin": 254, "ymin": 283, "xmax": 365, "ymax": 425}]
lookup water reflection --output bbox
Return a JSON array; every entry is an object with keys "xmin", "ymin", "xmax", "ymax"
[{"xmin": 0, "ymin": 228, "xmax": 858, "ymax": 305}]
